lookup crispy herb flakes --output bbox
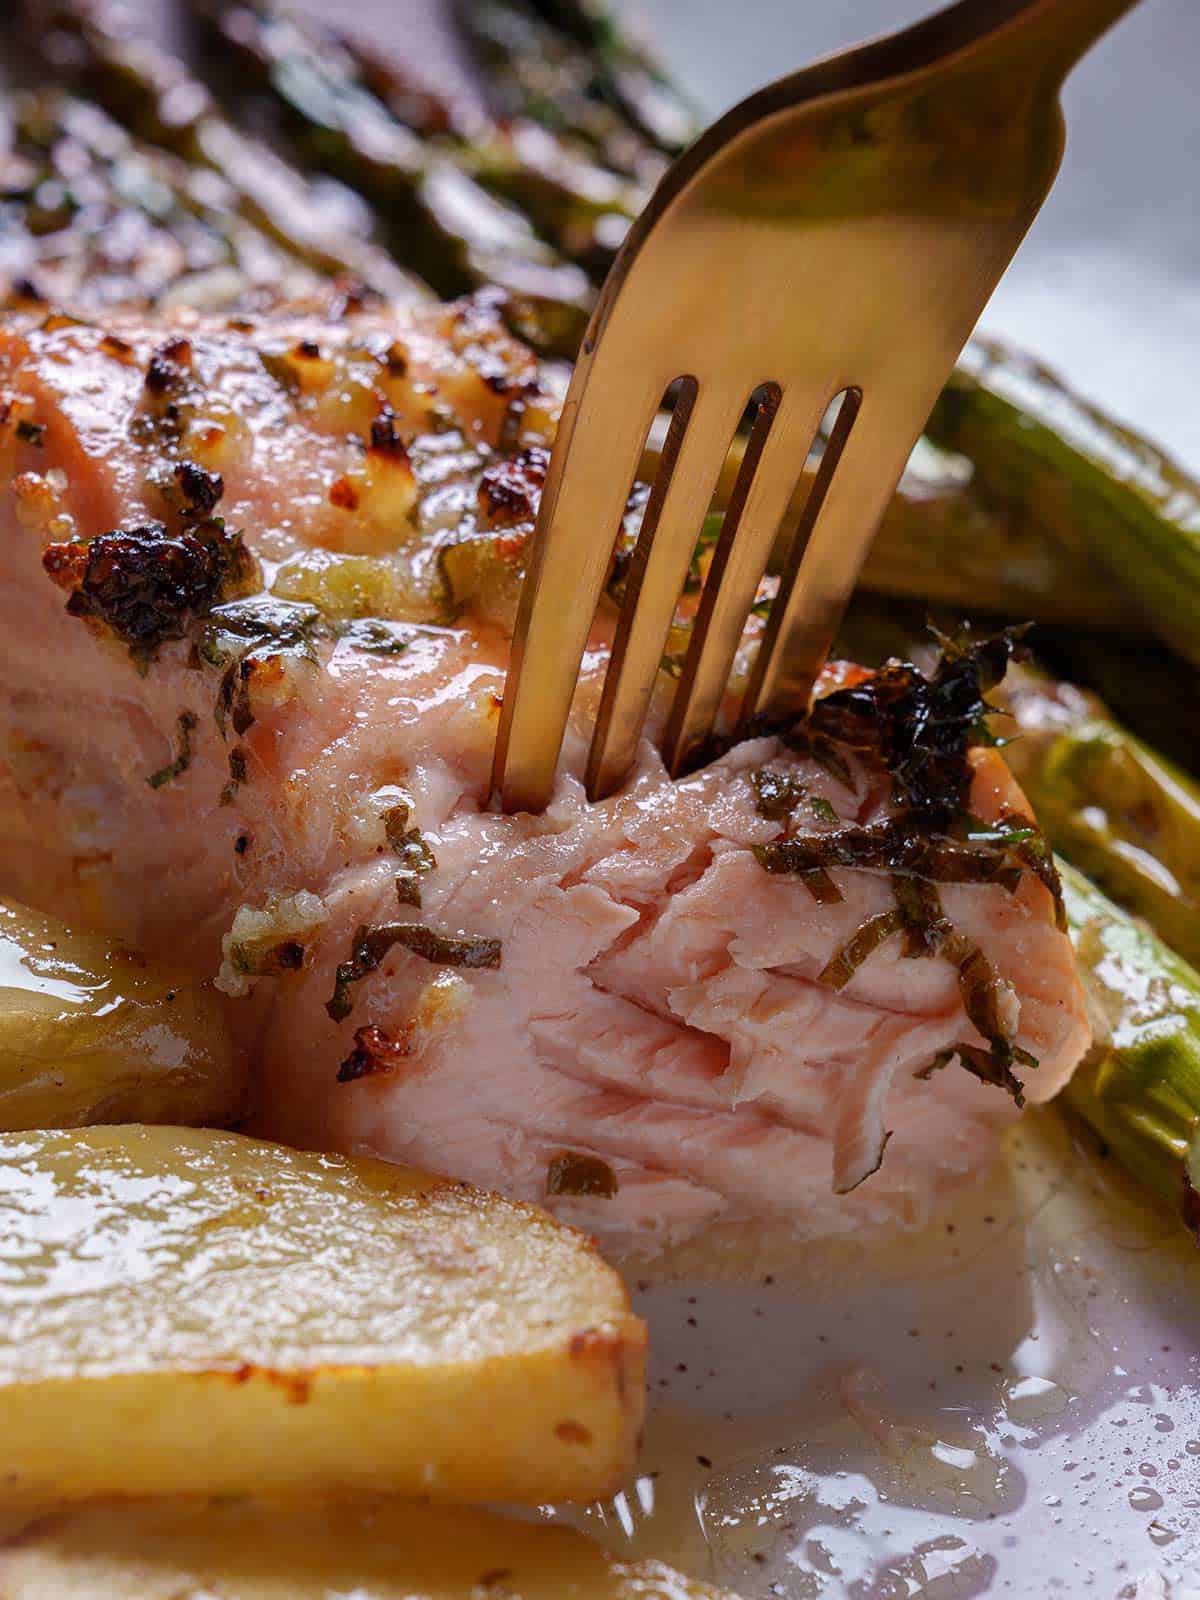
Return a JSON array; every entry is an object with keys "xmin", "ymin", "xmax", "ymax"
[
  {"xmin": 754, "ymin": 630, "xmax": 1061, "ymax": 1109},
  {"xmin": 43, "ymin": 517, "xmax": 258, "ymax": 667},
  {"xmin": 805, "ymin": 625, "xmax": 1029, "ymax": 818},
  {"xmin": 327, "ymin": 922, "xmax": 502, "ymax": 1023}
]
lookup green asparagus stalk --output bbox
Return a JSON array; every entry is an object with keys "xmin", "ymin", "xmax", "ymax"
[
  {"xmin": 185, "ymin": 0, "xmax": 594, "ymax": 355},
  {"xmin": 1002, "ymin": 664, "xmax": 1200, "ymax": 971},
  {"xmin": 927, "ymin": 337, "xmax": 1200, "ymax": 668},
  {"xmin": 1059, "ymin": 860, "xmax": 1200, "ymax": 1235},
  {"xmin": 514, "ymin": 0, "xmax": 696, "ymax": 157},
  {"xmin": 860, "ymin": 440, "xmax": 1133, "ymax": 631},
  {"xmin": 342, "ymin": 28, "xmax": 645, "ymax": 281},
  {"xmin": 23, "ymin": 0, "xmax": 425, "ymax": 303},
  {"xmin": 451, "ymin": 0, "xmax": 680, "ymax": 180},
  {"xmin": 1, "ymin": 88, "xmax": 329, "ymax": 313},
  {"xmin": 1033, "ymin": 627, "xmax": 1200, "ymax": 778}
]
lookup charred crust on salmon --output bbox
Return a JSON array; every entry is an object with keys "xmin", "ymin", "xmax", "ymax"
[
  {"xmin": 336, "ymin": 1023, "xmax": 416, "ymax": 1084},
  {"xmin": 43, "ymin": 517, "xmax": 259, "ymax": 668},
  {"xmin": 478, "ymin": 444, "xmax": 550, "ymax": 527}
]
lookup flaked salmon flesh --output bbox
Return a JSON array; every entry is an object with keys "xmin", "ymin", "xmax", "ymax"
[{"xmin": 0, "ymin": 293, "xmax": 1089, "ymax": 1254}]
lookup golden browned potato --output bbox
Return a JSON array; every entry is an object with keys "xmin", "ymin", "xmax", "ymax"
[
  {"xmin": 0, "ymin": 898, "xmax": 242, "ymax": 1130},
  {"xmin": 0, "ymin": 1498, "xmax": 732, "ymax": 1599},
  {"xmin": 0, "ymin": 1127, "xmax": 646, "ymax": 1507}
]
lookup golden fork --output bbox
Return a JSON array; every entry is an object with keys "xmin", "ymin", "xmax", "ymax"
[{"xmin": 492, "ymin": 0, "xmax": 1141, "ymax": 814}]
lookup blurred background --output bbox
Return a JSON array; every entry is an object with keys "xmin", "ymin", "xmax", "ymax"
[{"xmin": 617, "ymin": 0, "xmax": 1198, "ymax": 470}]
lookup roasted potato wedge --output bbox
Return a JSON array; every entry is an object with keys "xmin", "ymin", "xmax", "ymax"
[
  {"xmin": 0, "ymin": 1126, "xmax": 646, "ymax": 1506},
  {"xmin": 0, "ymin": 898, "xmax": 241, "ymax": 1130},
  {"xmin": 0, "ymin": 1498, "xmax": 731, "ymax": 1599}
]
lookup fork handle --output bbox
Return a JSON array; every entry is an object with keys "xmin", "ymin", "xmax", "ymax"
[{"xmin": 953, "ymin": 0, "xmax": 1142, "ymax": 76}]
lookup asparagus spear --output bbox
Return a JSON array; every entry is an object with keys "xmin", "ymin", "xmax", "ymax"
[
  {"xmin": 512, "ymin": 0, "xmax": 696, "ymax": 158},
  {"xmin": 927, "ymin": 337, "xmax": 1200, "ymax": 668},
  {"xmin": 1, "ymin": 88, "xmax": 326, "ymax": 312},
  {"xmin": 185, "ymin": 0, "xmax": 594, "ymax": 355},
  {"xmin": 451, "ymin": 0, "xmax": 678, "ymax": 181},
  {"xmin": 1034, "ymin": 626, "xmax": 1200, "ymax": 778},
  {"xmin": 1002, "ymin": 663, "xmax": 1200, "ymax": 972},
  {"xmin": 858, "ymin": 439, "xmax": 1133, "ymax": 631},
  {"xmin": 1059, "ymin": 861, "xmax": 1200, "ymax": 1235},
  {"xmin": 22, "ymin": 0, "xmax": 424, "ymax": 304},
  {"xmin": 333, "ymin": 19, "xmax": 646, "ymax": 281}
]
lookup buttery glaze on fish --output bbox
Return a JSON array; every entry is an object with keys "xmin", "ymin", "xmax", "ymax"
[{"xmin": 0, "ymin": 293, "xmax": 1089, "ymax": 1254}]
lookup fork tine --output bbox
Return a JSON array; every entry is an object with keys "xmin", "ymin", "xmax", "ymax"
[
  {"xmin": 739, "ymin": 396, "xmax": 927, "ymax": 729},
  {"xmin": 585, "ymin": 386, "xmax": 748, "ymax": 802},
  {"xmin": 493, "ymin": 371, "xmax": 663, "ymax": 815},
  {"xmin": 661, "ymin": 384, "xmax": 828, "ymax": 777}
]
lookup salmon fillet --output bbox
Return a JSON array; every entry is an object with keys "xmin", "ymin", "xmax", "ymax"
[{"xmin": 0, "ymin": 292, "xmax": 1089, "ymax": 1254}]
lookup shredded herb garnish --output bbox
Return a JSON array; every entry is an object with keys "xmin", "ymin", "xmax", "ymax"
[
  {"xmin": 754, "ymin": 817, "xmax": 1023, "ymax": 890},
  {"xmin": 752, "ymin": 768, "xmax": 837, "ymax": 825},
  {"xmin": 195, "ymin": 597, "xmax": 324, "ymax": 737},
  {"xmin": 327, "ymin": 922, "xmax": 502, "ymax": 1022},
  {"xmin": 147, "ymin": 710, "xmax": 198, "ymax": 790},
  {"xmin": 546, "ymin": 1152, "xmax": 619, "ymax": 1199},
  {"xmin": 804, "ymin": 625, "xmax": 1030, "ymax": 818},
  {"xmin": 818, "ymin": 910, "xmax": 906, "ymax": 990},
  {"xmin": 754, "ymin": 630, "xmax": 1059, "ymax": 1112},
  {"xmin": 385, "ymin": 814, "xmax": 438, "ymax": 909},
  {"xmin": 335, "ymin": 618, "xmax": 413, "ymax": 655}
]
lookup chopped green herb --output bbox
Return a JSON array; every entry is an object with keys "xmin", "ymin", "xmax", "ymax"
[
  {"xmin": 147, "ymin": 710, "xmax": 198, "ymax": 790},
  {"xmin": 753, "ymin": 817, "xmax": 1022, "ymax": 889},
  {"xmin": 818, "ymin": 909, "xmax": 905, "ymax": 990},
  {"xmin": 752, "ymin": 768, "xmax": 837, "ymax": 825},
  {"xmin": 327, "ymin": 922, "xmax": 502, "ymax": 1022},
  {"xmin": 335, "ymin": 617, "xmax": 413, "ymax": 654},
  {"xmin": 382, "ymin": 801, "xmax": 438, "ymax": 908},
  {"xmin": 196, "ymin": 597, "xmax": 324, "ymax": 737},
  {"xmin": 805, "ymin": 626, "xmax": 1030, "ymax": 819}
]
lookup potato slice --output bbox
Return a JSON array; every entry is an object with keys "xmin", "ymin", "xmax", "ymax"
[
  {"xmin": 0, "ymin": 898, "xmax": 241, "ymax": 1130},
  {"xmin": 0, "ymin": 1126, "xmax": 646, "ymax": 1506},
  {"xmin": 0, "ymin": 1499, "xmax": 732, "ymax": 1599}
]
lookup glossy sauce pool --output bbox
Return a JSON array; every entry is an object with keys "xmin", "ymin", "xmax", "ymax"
[{"xmin": 548, "ymin": 1111, "xmax": 1200, "ymax": 1596}]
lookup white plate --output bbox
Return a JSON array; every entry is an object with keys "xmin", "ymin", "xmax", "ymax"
[{"xmin": 548, "ymin": 1111, "xmax": 1200, "ymax": 1596}]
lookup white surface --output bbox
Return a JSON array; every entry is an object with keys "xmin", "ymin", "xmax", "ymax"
[
  {"xmin": 551, "ymin": 1113, "xmax": 1200, "ymax": 1596},
  {"xmin": 621, "ymin": 0, "xmax": 1200, "ymax": 473}
]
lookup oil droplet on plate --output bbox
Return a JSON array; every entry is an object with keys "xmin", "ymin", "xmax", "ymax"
[{"xmin": 1129, "ymin": 1486, "xmax": 1165, "ymax": 1513}]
